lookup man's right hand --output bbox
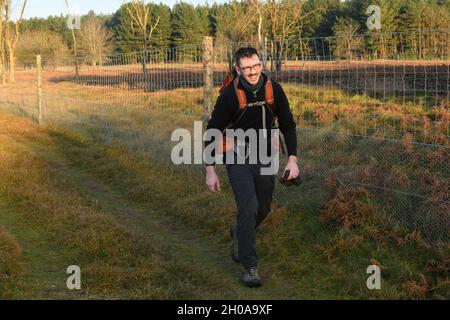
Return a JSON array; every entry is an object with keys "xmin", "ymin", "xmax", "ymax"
[{"xmin": 205, "ymin": 166, "xmax": 221, "ymax": 192}]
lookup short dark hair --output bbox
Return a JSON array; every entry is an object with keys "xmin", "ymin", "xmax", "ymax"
[{"xmin": 235, "ymin": 47, "xmax": 259, "ymax": 66}]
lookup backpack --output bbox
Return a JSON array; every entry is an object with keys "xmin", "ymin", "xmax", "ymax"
[{"xmin": 217, "ymin": 72, "xmax": 286, "ymax": 155}]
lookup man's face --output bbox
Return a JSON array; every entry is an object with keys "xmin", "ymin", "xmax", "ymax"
[{"xmin": 236, "ymin": 54, "xmax": 262, "ymax": 85}]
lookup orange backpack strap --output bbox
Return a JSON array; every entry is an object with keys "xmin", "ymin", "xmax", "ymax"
[
  {"xmin": 265, "ymin": 78, "xmax": 275, "ymax": 111},
  {"xmin": 233, "ymin": 77, "xmax": 247, "ymax": 109},
  {"xmin": 219, "ymin": 71, "xmax": 233, "ymax": 94}
]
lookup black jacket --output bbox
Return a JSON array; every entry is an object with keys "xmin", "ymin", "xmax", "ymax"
[{"xmin": 204, "ymin": 73, "xmax": 297, "ymax": 165}]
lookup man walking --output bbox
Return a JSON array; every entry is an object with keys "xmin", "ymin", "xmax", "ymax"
[{"xmin": 204, "ymin": 47, "xmax": 299, "ymax": 287}]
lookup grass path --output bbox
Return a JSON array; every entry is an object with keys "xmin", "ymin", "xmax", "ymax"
[
  {"xmin": 0, "ymin": 196, "xmax": 83, "ymax": 299},
  {"xmin": 31, "ymin": 143, "xmax": 300, "ymax": 299},
  {"xmin": 2, "ymin": 112, "xmax": 447, "ymax": 299},
  {"xmin": 0, "ymin": 114, "xmax": 300, "ymax": 299}
]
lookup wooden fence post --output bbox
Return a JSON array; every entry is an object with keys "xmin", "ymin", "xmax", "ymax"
[
  {"xmin": 37, "ymin": 55, "xmax": 43, "ymax": 125},
  {"xmin": 202, "ymin": 36, "xmax": 213, "ymax": 125}
]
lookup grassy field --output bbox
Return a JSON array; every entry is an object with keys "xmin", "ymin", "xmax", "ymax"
[
  {"xmin": 0, "ymin": 112, "xmax": 449, "ymax": 299},
  {"xmin": 2, "ymin": 63, "xmax": 449, "ymax": 144},
  {"xmin": 0, "ymin": 63, "xmax": 449, "ymax": 299}
]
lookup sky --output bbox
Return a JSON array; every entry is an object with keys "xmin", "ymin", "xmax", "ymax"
[{"xmin": 12, "ymin": 0, "xmax": 219, "ymax": 20}]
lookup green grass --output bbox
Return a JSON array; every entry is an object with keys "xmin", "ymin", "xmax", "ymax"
[
  {"xmin": 0, "ymin": 98, "xmax": 448, "ymax": 299},
  {"xmin": 1, "ymin": 77, "xmax": 448, "ymax": 146},
  {"xmin": 11, "ymin": 114, "xmax": 450, "ymax": 298},
  {"xmin": 0, "ymin": 197, "xmax": 82, "ymax": 299},
  {"xmin": 0, "ymin": 114, "xmax": 308, "ymax": 299}
]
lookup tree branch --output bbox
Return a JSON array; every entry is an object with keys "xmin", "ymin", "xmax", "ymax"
[{"xmin": 12, "ymin": 0, "xmax": 28, "ymax": 49}]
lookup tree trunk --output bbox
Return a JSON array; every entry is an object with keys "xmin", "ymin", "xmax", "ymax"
[
  {"xmin": 4, "ymin": 0, "xmax": 12, "ymax": 82},
  {"xmin": 263, "ymin": 36, "xmax": 268, "ymax": 70},
  {"xmin": 8, "ymin": 44, "xmax": 14, "ymax": 82},
  {"xmin": 0, "ymin": 61, "xmax": 5, "ymax": 84},
  {"xmin": 275, "ymin": 41, "xmax": 282, "ymax": 72},
  {"xmin": 270, "ymin": 40, "xmax": 274, "ymax": 72},
  {"xmin": 0, "ymin": 52, "xmax": 4, "ymax": 85},
  {"xmin": 142, "ymin": 33, "xmax": 149, "ymax": 90},
  {"xmin": 0, "ymin": 5, "xmax": 4, "ymax": 85},
  {"xmin": 347, "ymin": 40, "xmax": 352, "ymax": 61}
]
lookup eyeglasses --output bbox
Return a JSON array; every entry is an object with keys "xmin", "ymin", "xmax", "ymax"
[{"xmin": 239, "ymin": 63, "xmax": 262, "ymax": 73}]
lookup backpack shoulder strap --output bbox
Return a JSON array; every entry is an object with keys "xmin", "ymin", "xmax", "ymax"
[
  {"xmin": 227, "ymin": 76, "xmax": 277, "ymax": 128},
  {"xmin": 219, "ymin": 71, "xmax": 233, "ymax": 94},
  {"xmin": 222, "ymin": 77, "xmax": 247, "ymax": 130},
  {"xmin": 264, "ymin": 78, "xmax": 275, "ymax": 111},
  {"xmin": 233, "ymin": 77, "xmax": 247, "ymax": 109}
]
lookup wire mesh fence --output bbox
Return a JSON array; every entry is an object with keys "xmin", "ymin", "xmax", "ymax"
[{"xmin": 0, "ymin": 30, "xmax": 448, "ymax": 243}]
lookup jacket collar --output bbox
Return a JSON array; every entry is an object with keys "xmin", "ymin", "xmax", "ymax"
[{"xmin": 238, "ymin": 72, "xmax": 267, "ymax": 93}]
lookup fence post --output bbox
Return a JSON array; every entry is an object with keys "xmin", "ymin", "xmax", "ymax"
[
  {"xmin": 36, "ymin": 55, "xmax": 43, "ymax": 125},
  {"xmin": 202, "ymin": 36, "xmax": 213, "ymax": 124}
]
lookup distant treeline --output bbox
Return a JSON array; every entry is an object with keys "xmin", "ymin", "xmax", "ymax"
[{"xmin": 5, "ymin": 0, "xmax": 450, "ymax": 71}]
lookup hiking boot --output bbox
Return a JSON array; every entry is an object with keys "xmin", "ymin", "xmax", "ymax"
[
  {"xmin": 242, "ymin": 267, "xmax": 261, "ymax": 288},
  {"xmin": 230, "ymin": 224, "xmax": 239, "ymax": 263}
]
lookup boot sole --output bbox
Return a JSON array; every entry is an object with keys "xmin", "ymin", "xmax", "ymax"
[{"xmin": 243, "ymin": 280, "xmax": 262, "ymax": 288}]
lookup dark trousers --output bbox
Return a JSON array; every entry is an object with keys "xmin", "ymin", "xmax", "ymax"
[{"xmin": 226, "ymin": 163, "xmax": 275, "ymax": 269}]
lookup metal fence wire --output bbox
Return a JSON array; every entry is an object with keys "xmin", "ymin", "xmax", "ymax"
[{"xmin": 0, "ymin": 30, "xmax": 448, "ymax": 243}]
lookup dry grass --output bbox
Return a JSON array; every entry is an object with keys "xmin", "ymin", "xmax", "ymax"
[
  {"xmin": 0, "ymin": 132, "xmax": 170, "ymax": 298},
  {"xmin": 317, "ymin": 171, "xmax": 449, "ymax": 298},
  {"xmin": 321, "ymin": 177, "xmax": 377, "ymax": 230},
  {"xmin": 3, "ymin": 64, "xmax": 449, "ymax": 147},
  {"xmin": 2, "ymin": 113, "xmax": 314, "ymax": 299},
  {"xmin": 0, "ymin": 60, "xmax": 449, "ymax": 299},
  {"xmin": 0, "ymin": 111, "xmax": 449, "ymax": 298},
  {"xmin": 0, "ymin": 114, "xmax": 236, "ymax": 299},
  {"xmin": 0, "ymin": 226, "xmax": 24, "ymax": 297}
]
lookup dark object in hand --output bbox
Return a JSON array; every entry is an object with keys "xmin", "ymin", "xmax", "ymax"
[{"xmin": 278, "ymin": 169, "xmax": 301, "ymax": 187}]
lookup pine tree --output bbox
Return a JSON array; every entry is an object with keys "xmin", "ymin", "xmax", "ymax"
[
  {"xmin": 171, "ymin": 2, "xmax": 211, "ymax": 61},
  {"xmin": 301, "ymin": 0, "xmax": 343, "ymax": 38},
  {"xmin": 330, "ymin": 17, "xmax": 363, "ymax": 60},
  {"xmin": 361, "ymin": 0, "xmax": 404, "ymax": 59},
  {"xmin": 108, "ymin": 3, "xmax": 143, "ymax": 55},
  {"xmin": 148, "ymin": 3, "xmax": 171, "ymax": 56},
  {"xmin": 401, "ymin": 0, "xmax": 450, "ymax": 58},
  {"xmin": 212, "ymin": 0, "xmax": 252, "ymax": 44},
  {"xmin": 171, "ymin": 2, "xmax": 210, "ymax": 48}
]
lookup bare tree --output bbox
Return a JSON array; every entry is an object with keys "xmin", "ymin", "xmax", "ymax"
[
  {"xmin": 16, "ymin": 30, "xmax": 71, "ymax": 68},
  {"xmin": 214, "ymin": 1, "xmax": 258, "ymax": 70},
  {"xmin": 3, "ymin": 0, "xmax": 28, "ymax": 82},
  {"xmin": 65, "ymin": 0, "xmax": 79, "ymax": 77},
  {"xmin": 331, "ymin": 17, "xmax": 362, "ymax": 61},
  {"xmin": 79, "ymin": 16, "xmax": 112, "ymax": 66},
  {"xmin": 0, "ymin": 0, "xmax": 6, "ymax": 84},
  {"xmin": 266, "ymin": 0, "xmax": 313, "ymax": 71},
  {"xmin": 248, "ymin": 0, "xmax": 267, "ymax": 68},
  {"xmin": 123, "ymin": 0, "xmax": 159, "ymax": 82},
  {"xmin": 421, "ymin": 5, "xmax": 450, "ymax": 59}
]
